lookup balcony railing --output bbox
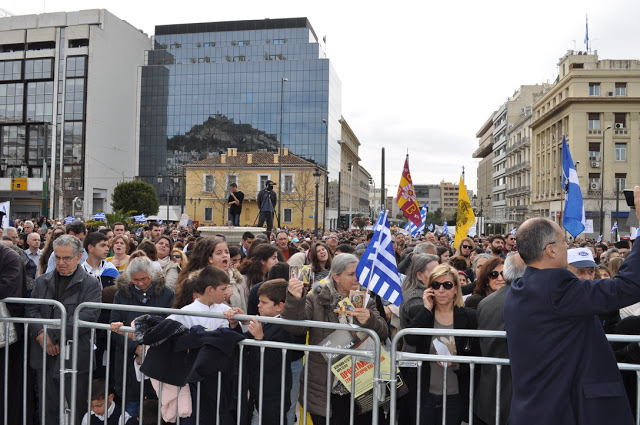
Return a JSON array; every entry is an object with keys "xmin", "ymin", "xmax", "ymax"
[
  {"xmin": 505, "ymin": 160, "xmax": 531, "ymax": 176},
  {"xmin": 506, "ymin": 185, "xmax": 531, "ymax": 196},
  {"xmin": 505, "ymin": 136, "xmax": 531, "ymax": 155}
]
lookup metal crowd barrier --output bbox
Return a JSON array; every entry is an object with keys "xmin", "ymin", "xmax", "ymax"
[
  {"xmin": 0, "ymin": 298, "xmax": 67, "ymax": 425},
  {"xmin": 70, "ymin": 302, "xmax": 385, "ymax": 425},
  {"xmin": 389, "ymin": 328, "xmax": 640, "ymax": 425}
]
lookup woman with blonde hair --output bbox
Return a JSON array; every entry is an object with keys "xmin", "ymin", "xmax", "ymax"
[
  {"xmin": 403, "ymin": 263, "xmax": 480, "ymax": 425},
  {"xmin": 451, "ymin": 237, "xmax": 475, "ymax": 268}
]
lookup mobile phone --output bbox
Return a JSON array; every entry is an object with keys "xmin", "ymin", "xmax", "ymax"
[{"xmin": 624, "ymin": 189, "xmax": 635, "ymax": 207}]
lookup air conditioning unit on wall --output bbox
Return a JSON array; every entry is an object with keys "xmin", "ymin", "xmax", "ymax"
[{"xmin": 590, "ymin": 182, "xmax": 600, "ymax": 190}]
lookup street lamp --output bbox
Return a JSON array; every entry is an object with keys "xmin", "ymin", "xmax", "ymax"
[
  {"xmin": 472, "ymin": 194, "xmax": 491, "ymax": 236},
  {"xmin": 277, "ymin": 76, "xmax": 288, "ymax": 229},
  {"xmin": 313, "ymin": 166, "xmax": 321, "ymax": 237},
  {"xmin": 188, "ymin": 197, "xmax": 201, "ymax": 223},
  {"xmin": 600, "ymin": 125, "xmax": 612, "ymax": 236},
  {"xmin": 369, "ymin": 177, "xmax": 376, "ymax": 222}
]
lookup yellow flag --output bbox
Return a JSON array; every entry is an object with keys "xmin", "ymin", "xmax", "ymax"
[{"xmin": 454, "ymin": 176, "xmax": 476, "ymax": 249}]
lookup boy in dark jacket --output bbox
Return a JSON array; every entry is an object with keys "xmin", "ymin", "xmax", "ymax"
[{"xmin": 245, "ymin": 279, "xmax": 296, "ymax": 425}]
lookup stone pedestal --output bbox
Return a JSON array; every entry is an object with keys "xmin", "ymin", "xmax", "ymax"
[{"xmin": 197, "ymin": 226, "xmax": 266, "ymax": 245}]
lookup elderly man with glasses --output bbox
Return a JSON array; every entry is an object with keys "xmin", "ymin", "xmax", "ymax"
[{"xmin": 26, "ymin": 234, "xmax": 102, "ymax": 425}]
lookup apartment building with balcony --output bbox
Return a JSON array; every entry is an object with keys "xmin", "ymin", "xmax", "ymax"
[
  {"xmin": 472, "ymin": 113, "xmax": 495, "ymax": 235},
  {"xmin": 530, "ymin": 51, "xmax": 640, "ymax": 237}
]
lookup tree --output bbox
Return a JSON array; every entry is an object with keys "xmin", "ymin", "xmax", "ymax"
[
  {"xmin": 111, "ymin": 181, "xmax": 159, "ymax": 217},
  {"xmin": 281, "ymin": 169, "xmax": 317, "ymax": 229},
  {"xmin": 353, "ymin": 214, "xmax": 369, "ymax": 231}
]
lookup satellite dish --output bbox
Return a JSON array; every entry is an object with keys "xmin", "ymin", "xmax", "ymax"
[{"xmin": 73, "ymin": 197, "xmax": 83, "ymax": 209}]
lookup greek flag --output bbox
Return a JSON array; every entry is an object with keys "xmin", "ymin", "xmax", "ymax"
[
  {"xmin": 64, "ymin": 216, "xmax": 75, "ymax": 224},
  {"xmin": 510, "ymin": 228, "xmax": 517, "ymax": 235},
  {"xmin": 356, "ymin": 210, "xmax": 403, "ymax": 306},
  {"xmin": 597, "ymin": 234, "xmax": 602, "ymax": 243},
  {"xmin": 611, "ymin": 221, "xmax": 618, "ymax": 234},
  {"xmin": 562, "ymin": 136, "xmax": 586, "ymax": 237},
  {"xmin": 403, "ymin": 203, "xmax": 428, "ymax": 237},
  {"xmin": 428, "ymin": 223, "xmax": 434, "ymax": 232},
  {"xmin": 134, "ymin": 214, "xmax": 147, "ymax": 223},
  {"xmin": 442, "ymin": 220, "xmax": 448, "ymax": 237},
  {"xmin": 93, "ymin": 212, "xmax": 106, "ymax": 221}
]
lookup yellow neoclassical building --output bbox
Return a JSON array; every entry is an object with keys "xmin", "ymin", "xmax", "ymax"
[{"xmin": 185, "ymin": 148, "xmax": 326, "ymax": 229}]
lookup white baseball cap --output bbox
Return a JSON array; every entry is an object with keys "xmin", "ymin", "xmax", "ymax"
[{"xmin": 567, "ymin": 248, "xmax": 598, "ymax": 268}]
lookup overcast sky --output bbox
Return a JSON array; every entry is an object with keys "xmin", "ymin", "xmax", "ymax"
[{"xmin": 8, "ymin": 0, "xmax": 640, "ymax": 193}]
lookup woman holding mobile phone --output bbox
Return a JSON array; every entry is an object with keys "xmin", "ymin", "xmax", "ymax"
[{"xmin": 404, "ymin": 263, "xmax": 480, "ymax": 425}]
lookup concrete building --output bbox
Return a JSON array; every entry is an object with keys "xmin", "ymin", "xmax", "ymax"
[
  {"xmin": 505, "ymin": 105, "xmax": 535, "ymax": 226},
  {"xmin": 489, "ymin": 85, "xmax": 544, "ymax": 234},
  {"xmin": 440, "ymin": 181, "xmax": 459, "ymax": 213},
  {"xmin": 473, "ymin": 114, "xmax": 495, "ymax": 235},
  {"xmin": 139, "ymin": 18, "xmax": 349, "ymax": 228},
  {"xmin": 414, "ymin": 184, "xmax": 441, "ymax": 212},
  {"xmin": 531, "ymin": 50, "xmax": 640, "ymax": 238},
  {"xmin": 184, "ymin": 148, "xmax": 325, "ymax": 229},
  {"xmin": 0, "ymin": 9, "xmax": 151, "ymax": 218}
]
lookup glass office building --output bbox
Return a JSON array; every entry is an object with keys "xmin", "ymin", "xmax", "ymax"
[{"xmin": 139, "ymin": 18, "xmax": 343, "ymax": 207}]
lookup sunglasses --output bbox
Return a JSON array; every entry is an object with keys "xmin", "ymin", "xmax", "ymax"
[
  {"xmin": 431, "ymin": 281, "xmax": 455, "ymax": 290},
  {"xmin": 172, "ymin": 254, "xmax": 182, "ymax": 259},
  {"xmin": 489, "ymin": 270, "xmax": 504, "ymax": 279},
  {"xmin": 461, "ymin": 244, "xmax": 473, "ymax": 249}
]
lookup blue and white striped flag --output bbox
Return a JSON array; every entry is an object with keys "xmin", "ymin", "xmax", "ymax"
[
  {"xmin": 611, "ymin": 221, "xmax": 618, "ymax": 234},
  {"xmin": 356, "ymin": 210, "xmax": 403, "ymax": 306},
  {"xmin": 428, "ymin": 223, "xmax": 434, "ymax": 232},
  {"xmin": 403, "ymin": 203, "xmax": 428, "ymax": 237},
  {"xmin": 64, "ymin": 216, "xmax": 75, "ymax": 224},
  {"xmin": 510, "ymin": 228, "xmax": 517, "ymax": 235},
  {"xmin": 596, "ymin": 234, "xmax": 602, "ymax": 243},
  {"xmin": 93, "ymin": 212, "xmax": 106, "ymax": 221},
  {"xmin": 562, "ymin": 135, "xmax": 586, "ymax": 237},
  {"xmin": 134, "ymin": 214, "xmax": 147, "ymax": 223},
  {"xmin": 442, "ymin": 220, "xmax": 448, "ymax": 237}
]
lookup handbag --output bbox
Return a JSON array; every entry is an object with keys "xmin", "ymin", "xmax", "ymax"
[{"xmin": 0, "ymin": 302, "xmax": 18, "ymax": 348}]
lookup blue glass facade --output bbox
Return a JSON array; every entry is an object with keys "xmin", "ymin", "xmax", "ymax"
[{"xmin": 139, "ymin": 18, "xmax": 342, "ymax": 201}]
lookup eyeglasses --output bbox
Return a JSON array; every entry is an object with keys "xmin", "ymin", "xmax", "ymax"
[
  {"xmin": 461, "ymin": 244, "xmax": 473, "ymax": 249},
  {"xmin": 54, "ymin": 255, "xmax": 76, "ymax": 263},
  {"xmin": 131, "ymin": 276, "xmax": 151, "ymax": 284},
  {"xmin": 488, "ymin": 270, "xmax": 504, "ymax": 279},
  {"xmin": 431, "ymin": 281, "xmax": 455, "ymax": 290}
]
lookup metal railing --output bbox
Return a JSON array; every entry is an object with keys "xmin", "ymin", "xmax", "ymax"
[
  {"xmin": 389, "ymin": 328, "xmax": 640, "ymax": 425},
  {"xmin": 0, "ymin": 298, "xmax": 67, "ymax": 425},
  {"xmin": 70, "ymin": 302, "xmax": 384, "ymax": 425}
]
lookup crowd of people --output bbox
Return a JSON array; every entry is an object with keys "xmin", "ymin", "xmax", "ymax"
[{"xmin": 0, "ymin": 213, "xmax": 639, "ymax": 425}]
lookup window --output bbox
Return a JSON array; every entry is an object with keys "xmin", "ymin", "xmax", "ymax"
[
  {"xmin": 258, "ymin": 174, "xmax": 270, "ymax": 192},
  {"xmin": 615, "ymin": 143, "xmax": 627, "ymax": 161},
  {"xmin": 273, "ymin": 39, "xmax": 285, "ymax": 44},
  {"xmin": 25, "ymin": 58, "xmax": 53, "ymax": 80},
  {"xmin": 227, "ymin": 174, "xmax": 237, "ymax": 187},
  {"xmin": 204, "ymin": 207, "xmax": 213, "ymax": 222},
  {"xmin": 589, "ymin": 83, "xmax": 600, "ymax": 96},
  {"xmin": 203, "ymin": 42, "xmax": 216, "ymax": 47},
  {"xmin": 615, "ymin": 173, "xmax": 627, "ymax": 190},
  {"xmin": 283, "ymin": 208, "xmax": 293, "ymax": 223},
  {"xmin": 588, "ymin": 113, "xmax": 600, "ymax": 130},
  {"xmin": 614, "ymin": 113, "xmax": 626, "ymax": 128},
  {"xmin": 233, "ymin": 56, "xmax": 246, "ymax": 62},
  {"xmin": 203, "ymin": 174, "xmax": 214, "ymax": 192},
  {"xmin": 0, "ymin": 60, "xmax": 21, "ymax": 81},
  {"xmin": 615, "ymin": 83, "xmax": 627, "ymax": 96},
  {"xmin": 588, "ymin": 143, "xmax": 600, "ymax": 161},
  {"xmin": 589, "ymin": 173, "xmax": 601, "ymax": 190},
  {"xmin": 238, "ymin": 41, "xmax": 250, "ymax": 46},
  {"xmin": 284, "ymin": 174, "xmax": 294, "ymax": 193}
]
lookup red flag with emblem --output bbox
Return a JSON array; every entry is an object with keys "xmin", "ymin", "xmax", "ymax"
[{"xmin": 396, "ymin": 156, "xmax": 421, "ymax": 228}]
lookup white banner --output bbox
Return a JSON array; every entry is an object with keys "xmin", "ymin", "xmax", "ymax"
[
  {"xmin": 179, "ymin": 214, "xmax": 189, "ymax": 227},
  {"xmin": 0, "ymin": 202, "xmax": 9, "ymax": 229},
  {"xmin": 584, "ymin": 219, "xmax": 594, "ymax": 234}
]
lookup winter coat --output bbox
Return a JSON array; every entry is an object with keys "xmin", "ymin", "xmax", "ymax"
[
  {"xmin": 109, "ymin": 274, "xmax": 175, "ymax": 400},
  {"xmin": 280, "ymin": 282, "xmax": 388, "ymax": 416},
  {"xmin": 27, "ymin": 266, "xmax": 102, "ymax": 375}
]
